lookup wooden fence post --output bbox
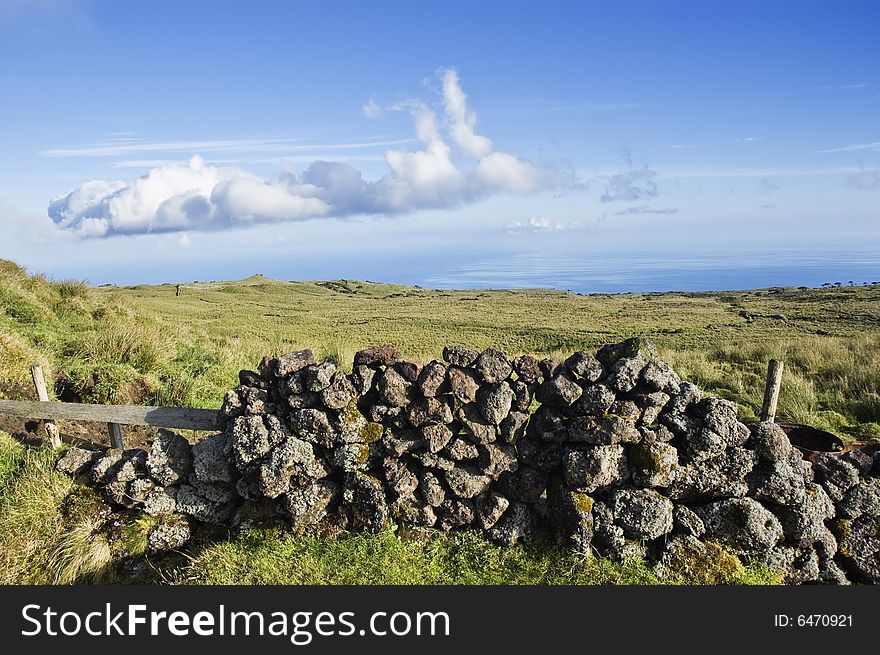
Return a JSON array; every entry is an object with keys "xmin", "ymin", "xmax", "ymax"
[
  {"xmin": 107, "ymin": 422, "xmax": 124, "ymax": 450},
  {"xmin": 30, "ymin": 364, "xmax": 61, "ymax": 448},
  {"xmin": 760, "ymin": 359, "xmax": 784, "ymax": 423}
]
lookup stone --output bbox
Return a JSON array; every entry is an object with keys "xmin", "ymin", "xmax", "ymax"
[
  {"xmin": 422, "ymin": 423, "xmax": 454, "ymax": 453},
  {"xmin": 474, "ymin": 348, "xmax": 513, "ymax": 383},
  {"xmin": 478, "ymin": 442, "xmax": 518, "ymax": 478},
  {"xmin": 773, "ymin": 483, "xmax": 835, "ymax": 548},
  {"xmin": 696, "ymin": 498, "xmax": 784, "ymax": 552},
  {"xmin": 147, "ymin": 429, "xmax": 193, "ymax": 486},
  {"xmin": 563, "ymin": 445, "xmax": 629, "ymax": 493},
  {"xmin": 259, "ymin": 435, "xmax": 330, "ymax": 498},
  {"xmin": 456, "ymin": 403, "xmax": 496, "ymax": 443},
  {"xmin": 417, "ymin": 361, "xmax": 449, "ymax": 397},
  {"xmin": 563, "ymin": 351, "xmax": 604, "ymax": 382},
  {"xmin": 512, "ymin": 354, "xmax": 541, "ymax": 383},
  {"xmin": 609, "ymin": 400, "xmax": 641, "ymax": 422},
  {"xmin": 641, "ymin": 360, "xmax": 681, "ymax": 395},
  {"xmin": 666, "ymin": 448, "xmax": 756, "ymax": 501},
  {"xmin": 285, "ymin": 391, "xmax": 321, "ymax": 411},
  {"xmin": 320, "ymin": 372, "xmax": 357, "ymax": 409},
  {"xmin": 437, "ymin": 498, "xmax": 476, "ymax": 530},
  {"xmin": 228, "ymin": 415, "xmax": 281, "ymax": 470},
  {"xmin": 382, "ymin": 428, "xmax": 424, "ymax": 457},
  {"xmin": 391, "ymin": 498, "xmax": 437, "ymax": 527},
  {"xmin": 475, "ymin": 491, "xmax": 510, "ymax": 530},
  {"xmin": 352, "ymin": 364, "xmax": 376, "ymax": 395},
  {"xmin": 56, "ymin": 447, "xmax": 101, "ymax": 476},
  {"xmin": 238, "ymin": 369, "xmax": 268, "ymax": 390},
  {"xmin": 495, "ymin": 466, "xmax": 548, "ymax": 503},
  {"xmin": 382, "ymin": 456, "xmax": 420, "ymax": 499},
  {"xmin": 684, "ymin": 428, "xmax": 728, "ymax": 463},
  {"xmin": 408, "ymin": 397, "xmax": 454, "ymax": 427},
  {"xmin": 147, "ymin": 518, "xmax": 190, "ymax": 552},
  {"xmin": 536, "ymin": 371, "xmax": 583, "ymax": 407},
  {"xmin": 750, "ymin": 421, "xmax": 792, "ymax": 462},
  {"xmin": 635, "ymin": 392, "xmax": 670, "ymax": 426},
  {"xmin": 303, "ymin": 362, "xmax": 336, "ymax": 392},
  {"xmin": 655, "ymin": 536, "xmax": 742, "ymax": 584},
  {"xmin": 538, "ymin": 358, "xmax": 560, "ymax": 379},
  {"xmin": 511, "ymin": 380, "xmax": 534, "ymax": 412},
  {"xmin": 838, "ymin": 479, "xmax": 880, "ymax": 519},
  {"xmin": 477, "ymin": 382, "xmax": 515, "ymax": 424},
  {"xmin": 673, "ymin": 505, "xmax": 705, "ymax": 538},
  {"xmin": 488, "ymin": 502, "xmax": 534, "ymax": 546},
  {"xmin": 143, "ymin": 486, "xmax": 177, "ymax": 516},
  {"xmin": 499, "ymin": 411, "xmax": 529, "ymax": 444},
  {"xmin": 257, "ymin": 354, "xmax": 277, "ymax": 379},
  {"xmin": 571, "ymin": 383, "xmax": 616, "ymax": 416},
  {"xmin": 751, "ymin": 546, "xmax": 820, "ymax": 585},
  {"xmin": 661, "ymin": 411, "xmax": 703, "ymax": 440},
  {"xmin": 175, "ymin": 483, "xmax": 233, "ymax": 524},
  {"xmin": 629, "ymin": 441, "xmax": 678, "ymax": 488},
  {"xmin": 819, "ymin": 560, "xmax": 851, "ymax": 585},
  {"xmin": 442, "ymin": 344, "xmax": 479, "ymax": 368},
  {"xmin": 610, "ymin": 488, "xmax": 673, "ymax": 540},
  {"xmin": 668, "ymin": 382, "xmax": 702, "ymax": 414},
  {"xmin": 378, "ymin": 366, "xmax": 414, "ymax": 407},
  {"xmin": 596, "ymin": 337, "xmax": 657, "ymax": 366},
  {"xmin": 747, "ymin": 460, "xmax": 807, "ymax": 506},
  {"xmin": 291, "ymin": 408, "xmax": 337, "ymax": 448},
  {"xmin": 447, "ymin": 366, "xmax": 481, "ymax": 404},
  {"xmin": 284, "ymin": 481, "xmax": 341, "ymax": 528},
  {"xmin": 835, "ymin": 515, "xmax": 880, "ymax": 583},
  {"xmin": 420, "ymin": 471, "xmax": 446, "ymax": 507},
  {"xmin": 840, "ymin": 449, "xmax": 874, "ymax": 477},
  {"xmin": 814, "ymin": 454, "xmax": 860, "ymax": 502},
  {"xmin": 548, "ymin": 479, "xmax": 594, "ymax": 552},
  {"xmin": 695, "ymin": 398, "xmax": 749, "ymax": 448},
  {"xmin": 444, "ymin": 466, "xmax": 492, "ymax": 498},
  {"xmin": 332, "ymin": 443, "xmax": 375, "ymax": 473},
  {"xmin": 568, "ymin": 416, "xmax": 641, "ymax": 445},
  {"xmin": 218, "ymin": 389, "xmax": 244, "ymax": 424},
  {"xmin": 336, "ymin": 402, "xmax": 384, "ymax": 444},
  {"xmin": 239, "ymin": 386, "xmax": 273, "ymax": 415},
  {"xmin": 353, "ymin": 345, "xmax": 400, "ymax": 367},
  {"xmin": 445, "ymin": 436, "xmax": 479, "ymax": 461},
  {"xmin": 606, "ymin": 356, "xmax": 649, "ymax": 393},
  {"xmin": 275, "ymin": 349, "xmax": 316, "ymax": 377},
  {"xmin": 393, "ymin": 361, "xmax": 421, "ymax": 383},
  {"xmin": 89, "ymin": 449, "xmax": 124, "ymax": 485},
  {"xmin": 191, "ymin": 432, "xmax": 234, "ymax": 484},
  {"xmin": 516, "ymin": 437, "xmax": 565, "ymax": 472},
  {"xmin": 528, "ymin": 406, "xmax": 568, "ymax": 443},
  {"xmin": 343, "ymin": 472, "xmax": 389, "ymax": 533}
]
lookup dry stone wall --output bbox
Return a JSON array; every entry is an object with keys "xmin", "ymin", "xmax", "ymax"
[{"xmin": 56, "ymin": 338, "xmax": 880, "ymax": 584}]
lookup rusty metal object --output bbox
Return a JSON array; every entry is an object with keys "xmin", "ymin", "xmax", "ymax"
[{"xmin": 776, "ymin": 423, "xmax": 844, "ymax": 461}]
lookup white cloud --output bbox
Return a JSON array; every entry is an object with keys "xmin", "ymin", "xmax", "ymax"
[
  {"xmin": 362, "ymin": 98, "xmax": 383, "ymax": 119},
  {"xmin": 845, "ymin": 170, "xmax": 880, "ymax": 190},
  {"xmin": 612, "ymin": 205, "xmax": 678, "ymax": 216},
  {"xmin": 50, "ymin": 68, "xmax": 570, "ymax": 237},
  {"xmin": 504, "ymin": 216, "xmax": 578, "ymax": 232},
  {"xmin": 736, "ymin": 137, "xmax": 762, "ymax": 143},
  {"xmin": 178, "ymin": 232, "xmax": 191, "ymax": 248},
  {"xmin": 600, "ymin": 166, "xmax": 658, "ymax": 202},
  {"xmin": 820, "ymin": 141, "xmax": 880, "ymax": 153}
]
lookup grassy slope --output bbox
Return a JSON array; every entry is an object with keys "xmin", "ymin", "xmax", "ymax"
[{"xmin": 0, "ymin": 259, "xmax": 877, "ymax": 584}]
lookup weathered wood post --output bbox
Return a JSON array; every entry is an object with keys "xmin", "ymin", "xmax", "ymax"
[
  {"xmin": 30, "ymin": 364, "xmax": 61, "ymax": 448},
  {"xmin": 760, "ymin": 359, "xmax": 784, "ymax": 423},
  {"xmin": 107, "ymin": 422, "xmax": 124, "ymax": 450}
]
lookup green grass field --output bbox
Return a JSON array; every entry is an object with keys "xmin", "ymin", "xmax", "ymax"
[{"xmin": 0, "ymin": 257, "xmax": 877, "ymax": 584}]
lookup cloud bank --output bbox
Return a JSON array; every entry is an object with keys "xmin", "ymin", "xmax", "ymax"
[
  {"xmin": 48, "ymin": 69, "xmax": 570, "ymax": 237},
  {"xmin": 503, "ymin": 216, "xmax": 579, "ymax": 232}
]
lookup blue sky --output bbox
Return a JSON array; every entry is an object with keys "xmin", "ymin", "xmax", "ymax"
[{"xmin": 1, "ymin": 0, "xmax": 878, "ymax": 289}]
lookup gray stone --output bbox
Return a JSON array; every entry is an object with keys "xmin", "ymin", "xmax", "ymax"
[
  {"xmin": 291, "ymin": 408, "xmax": 337, "ymax": 448},
  {"xmin": 635, "ymin": 392, "xmax": 670, "ymax": 426},
  {"xmin": 417, "ymin": 361, "xmax": 448, "ymax": 397},
  {"xmin": 456, "ymin": 403, "xmax": 496, "ymax": 443},
  {"xmin": 408, "ymin": 397, "xmax": 454, "ymax": 427},
  {"xmin": 641, "ymin": 360, "xmax": 682, "ymax": 395},
  {"xmin": 445, "ymin": 436, "xmax": 479, "ymax": 461},
  {"xmin": 499, "ymin": 411, "xmax": 529, "ymax": 444},
  {"xmin": 751, "ymin": 546, "xmax": 820, "ymax": 585},
  {"xmin": 668, "ymin": 382, "xmax": 702, "ymax": 414},
  {"xmin": 239, "ymin": 369, "xmax": 268, "ymax": 390},
  {"xmin": 548, "ymin": 479, "xmax": 594, "ymax": 552},
  {"xmin": 420, "ymin": 471, "xmax": 446, "ymax": 507},
  {"xmin": 275, "ymin": 349, "xmax": 316, "ymax": 377},
  {"xmin": 377, "ymin": 366, "xmax": 414, "ymax": 407},
  {"xmin": 478, "ymin": 442, "xmax": 518, "ymax": 478},
  {"xmin": 697, "ymin": 498, "xmax": 784, "ymax": 552},
  {"xmin": 512, "ymin": 354, "xmax": 541, "ymax": 383},
  {"xmin": 147, "ymin": 518, "xmax": 190, "ymax": 552},
  {"xmin": 772, "ymin": 483, "xmax": 835, "ymax": 548},
  {"xmin": 610, "ymin": 488, "xmax": 673, "ymax": 540},
  {"xmin": 437, "ymin": 498, "xmax": 476, "ymax": 530},
  {"xmin": 89, "ymin": 449, "xmax": 123, "ymax": 485},
  {"xmin": 475, "ymin": 348, "xmax": 513, "ymax": 383},
  {"xmin": 475, "ymin": 491, "xmax": 510, "ymax": 530},
  {"xmin": 673, "ymin": 505, "xmax": 705, "ymax": 537},
  {"xmin": 477, "ymin": 382, "xmax": 515, "ymax": 424},
  {"xmin": 495, "ymin": 466, "xmax": 548, "ymax": 503},
  {"xmin": 563, "ymin": 351, "xmax": 604, "ymax": 382},
  {"xmin": 840, "ymin": 448, "xmax": 874, "ymax": 477},
  {"xmin": 391, "ymin": 498, "xmax": 437, "ymax": 527},
  {"xmin": 683, "ymin": 428, "xmax": 727, "ymax": 463},
  {"xmin": 422, "ymin": 423, "xmax": 454, "ymax": 453},
  {"xmin": 228, "ymin": 415, "xmax": 281, "ymax": 470},
  {"xmin": 750, "ymin": 421, "xmax": 792, "ymax": 462},
  {"xmin": 284, "ymin": 481, "xmax": 340, "ymax": 528},
  {"xmin": 56, "ymin": 447, "xmax": 101, "ymax": 476},
  {"xmin": 538, "ymin": 358, "xmax": 560, "ymax": 379},
  {"xmin": 606, "ymin": 356, "xmax": 649, "ymax": 393},
  {"xmin": 331, "ymin": 443, "xmax": 375, "ymax": 473},
  {"xmin": 609, "ymin": 400, "xmax": 641, "ymax": 423},
  {"xmin": 819, "ymin": 560, "xmax": 851, "ymax": 585},
  {"xmin": 528, "ymin": 406, "xmax": 568, "ymax": 443},
  {"xmin": 442, "ymin": 344, "xmax": 479, "ymax": 368},
  {"xmin": 747, "ymin": 461, "xmax": 807, "ymax": 506},
  {"xmin": 147, "ymin": 429, "xmax": 192, "ymax": 486},
  {"xmin": 175, "ymin": 483, "xmax": 233, "ymax": 524},
  {"xmin": 695, "ymin": 398, "xmax": 749, "ymax": 448},
  {"xmin": 393, "ymin": 361, "xmax": 421, "ymax": 383},
  {"xmin": 382, "ymin": 456, "xmax": 420, "ymax": 499},
  {"xmin": 629, "ymin": 441, "xmax": 678, "ymax": 488},
  {"xmin": 814, "ymin": 454, "xmax": 861, "ymax": 502},
  {"xmin": 382, "ymin": 428, "xmax": 424, "ymax": 457},
  {"xmin": 447, "ymin": 366, "xmax": 481, "ymax": 404},
  {"xmin": 352, "ymin": 364, "xmax": 376, "ymax": 395},
  {"xmin": 343, "ymin": 472, "xmax": 389, "ymax": 533},
  {"xmin": 568, "ymin": 416, "xmax": 641, "ymax": 445},
  {"xmin": 488, "ymin": 502, "xmax": 534, "ymax": 546},
  {"xmin": 353, "ymin": 345, "xmax": 400, "ymax": 367},
  {"xmin": 259, "ymin": 435, "xmax": 330, "ymax": 498},
  {"xmin": 302, "ymin": 362, "xmax": 336, "ymax": 392},
  {"xmin": 192, "ymin": 432, "xmax": 235, "ymax": 484},
  {"xmin": 239, "ymin": 385, "xmax": 273, "ymax": 415},
  {"xmin": 666, "ymin": 448, "xmax": 756, "ymax": 501},
  {"xmin": 444, "ymin": 466, "xmax": 492, "ymax": 498},
  {"xmin": 563, "ymin": 445, "xmax": 629, "ymax": 492},
  {"xmin": 320, "ymin": 372, "xmax": 357, "ymax": 409},
  {"xmin": 511, "ymin": 380, "xmax": 534, "ymax": 412},
  {"xmin": 536, "ymin": 371, "xmax": 583, "ymax": 408},
  {"xmin": 571, "ymin": 383, "xmax": 616, "ymax": 416},
  {"xmin": 838, "ymin": 479, "xmax": 880, "ymax": 519},
  {"xmin": 143, "ymin": 486, "xmax": 177, "ymax": 516}
]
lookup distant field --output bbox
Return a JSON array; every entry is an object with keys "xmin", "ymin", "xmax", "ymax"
[{"xmin": 0, "ymin": 258, "xmax": 878, "ymax": 585}]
